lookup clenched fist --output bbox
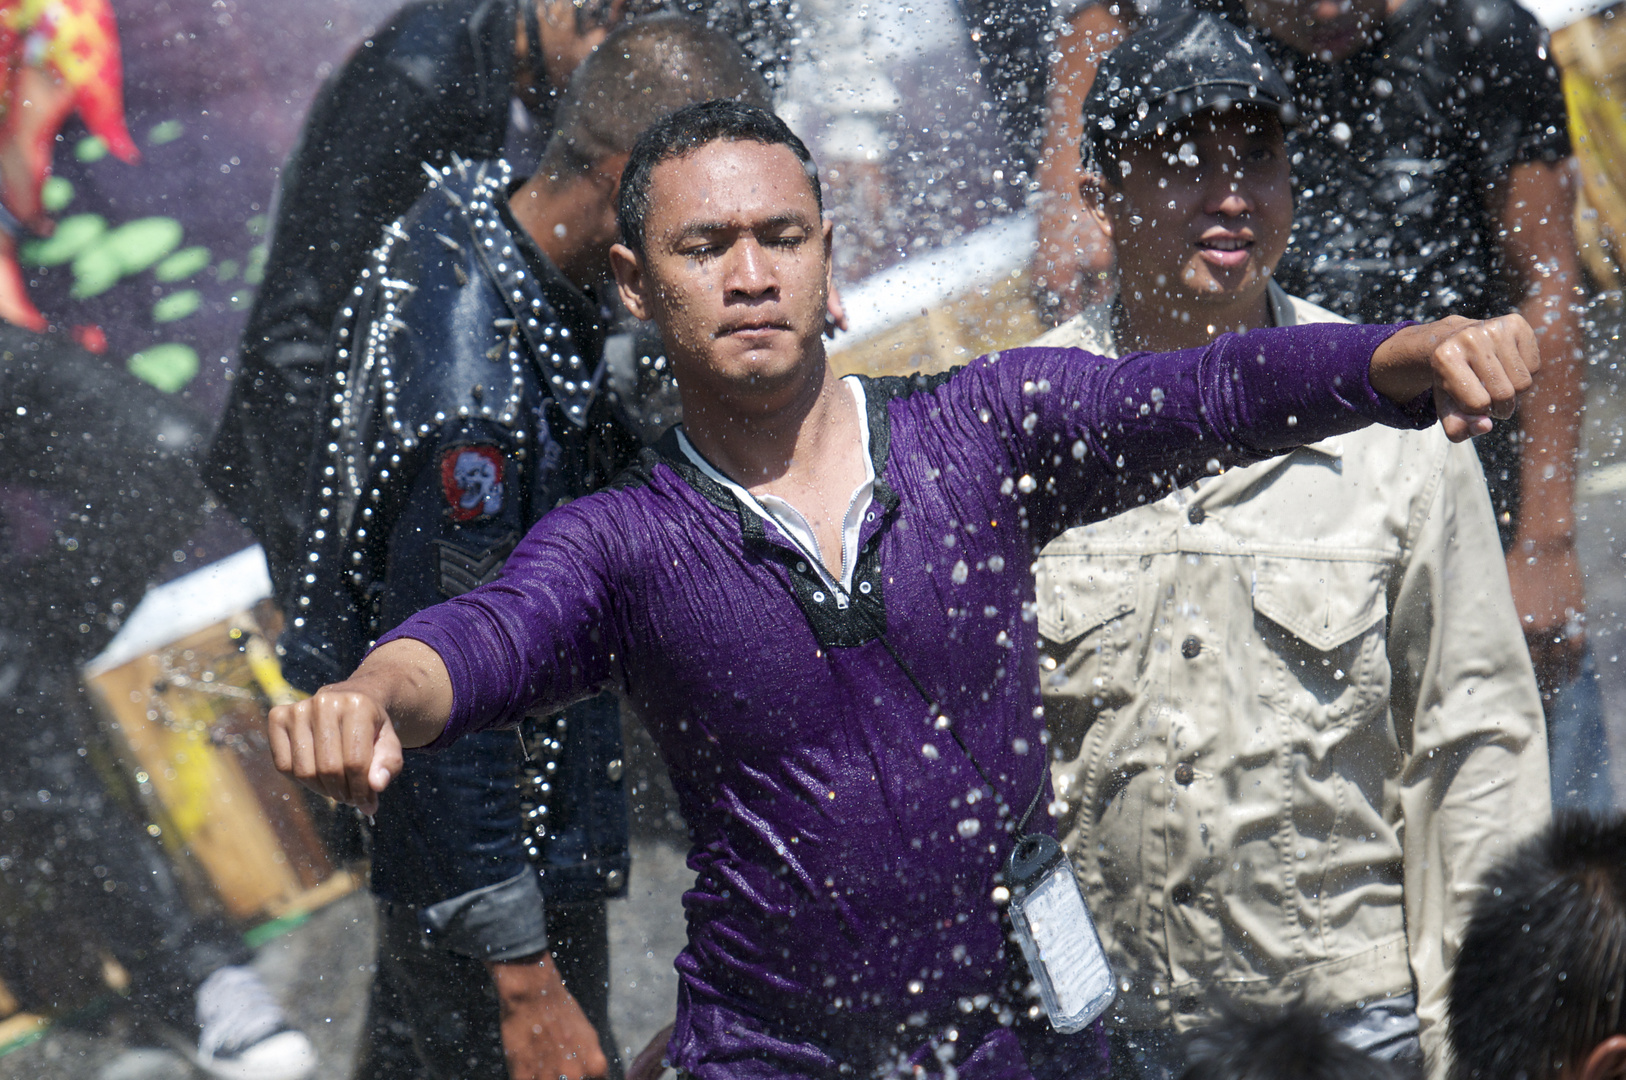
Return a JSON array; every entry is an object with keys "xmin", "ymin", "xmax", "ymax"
[
  {"xmin": 267, "ymin": 637, "xmax": 452, "ymax": 813},
  {"xmin": 1369, "ymin": 314, "xmax": 1541, "ymax": 442}
]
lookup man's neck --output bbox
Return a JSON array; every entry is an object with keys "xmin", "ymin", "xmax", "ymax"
[
  {"xmin": 681, "ymin": 358, "xmax": 868, "ymax": 581},
  {"xmin": 680, "ymin": 360, "xmax": 857, "ymax": 492},
  {"xmin": 507, "ymin": 173, "xmax": 595, "ymax": 290},
  {"xmin": 1113, "ymin": 285, "xmax": 1275, "ymax": 352}
]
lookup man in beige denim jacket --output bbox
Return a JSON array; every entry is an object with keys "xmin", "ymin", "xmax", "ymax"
[{"xmin": 1031, "ymin": 12, "xmax": 1549, "ymax": 1079}]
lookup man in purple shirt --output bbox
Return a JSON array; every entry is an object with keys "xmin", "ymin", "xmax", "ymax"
[{"xmin": 269, "ymin": 101, "xmax": 1537, "ymax": 1080}]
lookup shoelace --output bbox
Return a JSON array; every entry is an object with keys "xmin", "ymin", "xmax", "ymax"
[{"xmin": 195, "ymin": 966, "xmax": 288, "ymax": 1058}]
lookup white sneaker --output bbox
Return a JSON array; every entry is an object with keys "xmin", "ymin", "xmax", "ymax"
[{"xmin": 192, "ymin": 966, "xmax": 317, "ymax": 1080}]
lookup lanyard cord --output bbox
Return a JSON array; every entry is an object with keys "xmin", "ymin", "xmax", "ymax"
[
  {"xmin": 710, "ymin": 462, "xmax": 1050, "ymax": 839},
  {"xmin": 866, "ymin": 624, "xmax": 1049, "ymax": 838}
]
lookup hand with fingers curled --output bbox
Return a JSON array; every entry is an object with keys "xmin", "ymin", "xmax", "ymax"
[
  {"xmin": 268, "ymin": 681, "xmax": 404, "ymax": 816},
  {"xmin": 1368, "ymin": 313, "xmax": 1541, "ymax": 442},
  {"xmin": 266, "ymin": 637, "xmax": 451, "ymax": 815}
]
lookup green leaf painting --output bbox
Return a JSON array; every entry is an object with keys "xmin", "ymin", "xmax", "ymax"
[
  {"xmin": 153, "ymin": 289, "xmax": 201, "ymax": 323},
  {"xmin": 155, "ymin": 246, "xmax": 210, "ymax": 282},
  {"xmin": 147, "ymin": 120, "xmax": 184, "ymax": 146},
  {"xmin": 127, "ymin": 343, "xmax": 199, "ymax": 393},
  {"xmin": 21, "ymin": 214, "xmax": 107, "ymax": 266},
  {"xmin": 75, "ymin": 136, "xmax": 108, "ymax": 163},
  {"xmin": 68, "ymin": 217, "xmax": 184, "ymax": 298},
  {"xmin": 40, "ymin": 177, "xmax": 73, "ymax": 213}
]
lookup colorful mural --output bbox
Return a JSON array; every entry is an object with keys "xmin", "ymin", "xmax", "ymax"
[{"xmin": 7, "ymin": 0, "xmax": 398, "ymax": 415}]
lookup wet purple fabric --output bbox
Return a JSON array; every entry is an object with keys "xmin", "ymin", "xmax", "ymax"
[{"xmin": 379, "ymin": 324, "xmax": 1423, "ymax": 1078}]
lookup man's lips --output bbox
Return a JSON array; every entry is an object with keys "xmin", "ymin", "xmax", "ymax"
[
  {"xmin": 1197, "ymin": 234, "xmax": 1253, "ymax": 269},
  {"xmin": 716, "ymin": 319, "xmax": 792, "ymax": 339}
]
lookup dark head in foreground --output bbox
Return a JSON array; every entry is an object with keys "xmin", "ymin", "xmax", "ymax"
[
  {"xmin": 1179, "ymin": 1010, "xmax": 1403, "ymax": 1080},
  {"xmin": 515, "ymin": 17, "xmax": 771, "ymax": 286},
  {"xmin": 1450, "ymin": 812, "xmax": 1626, "ymax": 1080}
]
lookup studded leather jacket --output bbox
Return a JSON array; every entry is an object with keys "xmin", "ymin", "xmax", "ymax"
[{"xmin": 279, "ymin": 159, "xmax": 634, "ymax": 956}]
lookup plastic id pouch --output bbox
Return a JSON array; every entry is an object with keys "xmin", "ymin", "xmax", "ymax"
[{"xmin": 1005, "ymin": 833, "xmax": 1115, "ymax": 1033}]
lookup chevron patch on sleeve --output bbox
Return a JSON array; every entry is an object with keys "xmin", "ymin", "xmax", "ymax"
[{"xmin": 435, "ymin": 531, "xmax": 520, "ymax": 597}]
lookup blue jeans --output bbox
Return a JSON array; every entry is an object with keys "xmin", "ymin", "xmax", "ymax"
[
  {"xmin": 1548, "ymin": 648, "xmax": 1614, "ymax": 812},
  {"xmin": 1107, "ymin": 994, "xmax": 1423, "ymax": 1080}
]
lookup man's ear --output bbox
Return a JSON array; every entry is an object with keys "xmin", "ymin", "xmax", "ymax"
[
  {"xmin": 1579, "ymin": 1036, "xmax": 1626, "ymax": 1080},
  {"xmin": 823, "ymin": 215, "xmax": 835, "ymax": 297},
  {"xmin": 1079, "ymin": 172, "xmax": 1115, "ymax": 241},
  {"xmin": 610, "ymin": 243, "xmax": 650, "ymax": 321}
]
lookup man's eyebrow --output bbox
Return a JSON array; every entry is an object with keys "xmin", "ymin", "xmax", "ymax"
[
  {"xmin": 671, "ymin": 213, "xmax": 815, "ymax": 242},
  {"xmin": 673, "ymin": 221, "xmax": 731, "ymax": 241},
  {"xmin": 755, "ymin": 212, "xmax": 816, "ymax": 231}
]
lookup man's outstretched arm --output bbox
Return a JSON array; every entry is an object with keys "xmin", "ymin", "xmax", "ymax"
[{"xmin": 267, "ymin": 637, "xmax": 451, "ymax": 814}]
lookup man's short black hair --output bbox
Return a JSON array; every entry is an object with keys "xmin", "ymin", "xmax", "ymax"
[
  {"xmin": 1450, "ymin": 812, "xmax": 1626, "ymax": 1080},
  {"xmin": 539, "ymin": 16, "xmax": 771, "ymax": 181},
  {"xmin": 615, "ymin": 99, "xmax": 821, "ymax": 255},
  {"xmin": 1178, "ymin": 1009, "xmax": 1402, "ymax": 1080}
]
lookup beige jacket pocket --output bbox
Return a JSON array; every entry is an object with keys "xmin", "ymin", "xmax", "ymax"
[
  {"xmin": 1036, "ymin": 554, "xmax": 1137, "ymax": 645},
  {"xmin": 1250, "ymin": 555, "xmax": 1391, "ymax": 734},
  {"xmin": 1037, "ymin": 555, "xmax": 1142, "ymax": 756}
]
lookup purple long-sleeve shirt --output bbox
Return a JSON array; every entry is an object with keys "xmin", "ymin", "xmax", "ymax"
[{"xmin": 379, "ymin": 325, "xmax": 1424, "ymax": 1079}]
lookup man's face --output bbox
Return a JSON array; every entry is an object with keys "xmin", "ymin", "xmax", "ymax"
[
  {"xmin": 1093, "ymin": 107, "xmax": 1292, "ymax": 315},
  {"xmin": 612, "ymin": 140, "xmax": 832, "ymax": 411},
  {"xmin": 1240, "ymin": 0, "xmax": 1389, "ymax": 61}
]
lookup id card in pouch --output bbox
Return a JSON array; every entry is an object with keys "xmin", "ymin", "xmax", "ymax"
[{"xmin": 1005, "ymin": 834, "xmax": 1115, "ymax": 1033}]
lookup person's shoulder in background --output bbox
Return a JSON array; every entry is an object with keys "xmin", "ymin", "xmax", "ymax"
[
  {"xmin": 1393, "ymin": 0, "xmax": 1567, "ymax": 153},
  {"xmin": 1026, "ymin": 301, "xmax": 1117, "ymax": 355},
  {"xmin": 1022, "ymin": 281, "xmax": 1348, "ymax": 357},
  {"xmin": 1277, "ymin": 288, "xmax": 1348, "ymax": 328}
]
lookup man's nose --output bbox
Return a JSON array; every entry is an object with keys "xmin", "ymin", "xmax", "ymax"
[
  {"xmin": 725, "ymin": 237, "xmax": 775, "ymax": 297},
  {"xmin": 1208, "ymin": 181, "xmax": 1253, "ymax": 218}
]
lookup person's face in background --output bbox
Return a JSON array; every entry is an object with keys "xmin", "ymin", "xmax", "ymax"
[
  {"xmin": 517, "ymin": 0, "xmax": 624, "ymax": 109},
  {"xmin": 1088, "ymin": 106, "xmax": 1292, "ymax": 323},
  {"xmin": 1240, "ymin": 0, "xmax": 1391, "ymax": 62}
]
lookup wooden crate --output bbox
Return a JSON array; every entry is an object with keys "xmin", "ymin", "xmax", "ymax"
[{"xmin": 83, "ymin": 603, "xmax": 354, "ymax": 924}]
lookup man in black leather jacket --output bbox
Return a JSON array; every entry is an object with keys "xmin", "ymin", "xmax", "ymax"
[
  {"xmin": 205, "ymin": 0, "xmax": 796, "ymax": 602},
  {"xmin": 207, "ymin": 0, "xmax": 614, "ymax": 598},
  {"xmin": 277, "ymin": 20, "xmax": 770, "ymax": 1080}
]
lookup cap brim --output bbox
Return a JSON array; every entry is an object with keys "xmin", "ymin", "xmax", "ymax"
[{"xmin": 1104, "ymin": 84, "xmax": 1298, "ymax": 142}]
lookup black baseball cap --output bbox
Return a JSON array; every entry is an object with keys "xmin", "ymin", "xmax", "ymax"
[{"xmin": 1082, "ymin": 9, "xmax": 1296, "ymax": 169}]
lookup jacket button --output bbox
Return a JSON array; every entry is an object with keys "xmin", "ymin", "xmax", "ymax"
[
  {"xmin": 1174, "ymin": 762, "xmax": 1195, "ymax": 785},
  {"xmin": 1170, "ymin": 882, "xmax": 1194, "ymax": 906},
  {"xmin": 1181, "ymin": 636, "xmax": 1202, "ymax": 659},
  {"xmin": 1187, "ymin": 505, "xmax": 1206, "ymax": 525},
  {"xmin": 605, "ymin": 758, "xmax": 624, "ymax": 782},
  {"xmin": 604, "ymin": 869, "xmax": 625, "ymax": 893}
]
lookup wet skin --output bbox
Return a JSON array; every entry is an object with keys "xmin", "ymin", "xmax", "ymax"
[
  {"xmin": 1087, "ymin": 107, "xmax": 1293, "ymax": 351},
  {"xmin": 1241, "ymin": 0, "xmax": 1392, "ymax": 62},
  {"xmin": 612, "ymin": 139, "xmax": 834, "ymax": 420},
  {"xmin": 608, "ymin": 138, "xmax": 860, "ymax": 580}
]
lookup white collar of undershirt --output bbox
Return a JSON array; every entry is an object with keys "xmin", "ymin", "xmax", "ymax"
[{"xmin": 675, "ymin": 376, "xmax": 876, "ymax": 599}]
